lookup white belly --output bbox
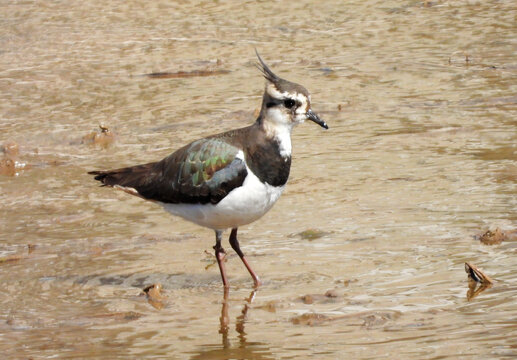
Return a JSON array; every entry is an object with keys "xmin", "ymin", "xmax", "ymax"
[{"xmin": 161, "ymin": 169, "xmax": 285, "ymax": 230}]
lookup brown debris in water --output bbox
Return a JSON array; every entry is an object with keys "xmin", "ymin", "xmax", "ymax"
[
  {"xmin": 300, "ymin": 294, "xmax": 315, "ymax": 304},
  {"xmin": 0, "ymin": 158, "xmax": 16, "ymax": 176},
  {"xmin": 81, "ymin": 124, "xmax": 116, "ymax": 148},
  {"xmin": 142, "ymin": 283, "xmax": 167, "ymax": 310},
  {"xmin": 255, "ymin": 299, "xmax": 284, "ymax": 313},
  {"xmin": 337, "ymin": 101, "xmax": 351, "ymax": 111},
  {"xmin": 291, "ymin": 310, "xmax": 401, "ymax": 327},
  {"xmin": 362, "ymin": 312, "xmax": 396, "ymax": 329},
  {"xmin": 0, "ymin": 243, "xmax": 40, "ymax": 264},
  {"xmin": 143, "ymin": 69, "xmax": 230, "ymax": 79},
  {"xmin": 465, "ymin": 262, "xmax": 493, "ymax": 301},
  {"xmin": 90, "ymin": 311, "xmax": 142, "ymax": 321},
  {"xmin": 1, "ymin": 141, "xmax": 19, "ymax": 157},
  {"xmin": 27, "ymin": 244, "xmax": 37, "ymax": 254},
  {"xmin": 203, "ymin": 249, "xmax": 227, "ymax": 270},
  {"xmin": 465, "ymin": 262, "xmax": 493, "ymax": 284},
  {"xmin": 0, "ymin": 243, "xmax": 38, "ymax": 264},
  {"xmin": 0, "ymin": 141, "xmax": 28, "ymax": 176},
  {"xmin": 291, "ymin": 313, "xmax": 330, "ymax": 326},
  {"xmin": 0, "ymin": 254, "xmax": 26, "ymax": 264},
  {"xmin": 340, "ymin": 278, "xmax": 358, "ymax": 287},
  {"xmin": 478, "ymin": 228, "xmax": 508, "ymax": 245},
  {"xmin": 292, "ymin": 228, "xmax": 332, "ymax": 241},
  {"xmin": 299, "ymin": 288, "xmax": 345, "ymax": 304},
  {"xmin": 325, "ymin": 289, "xmax": 340, "ymax": 298}
]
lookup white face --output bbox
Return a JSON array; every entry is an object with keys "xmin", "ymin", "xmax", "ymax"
[{"xmin": 265, "ymin": 83, "xmax": 311, "ymax": 127}]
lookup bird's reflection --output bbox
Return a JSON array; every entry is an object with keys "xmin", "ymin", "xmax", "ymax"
[
  {"xmin": 190, "ymin": 289, "xmax": 273, "ymax": 360},
  {"xmin": 219, "ymin": 288, "xmax": 255, "ymax": 348},
  {"xmin": 219, "ymin": 288, "xmax": 231, "ymax": 348}
]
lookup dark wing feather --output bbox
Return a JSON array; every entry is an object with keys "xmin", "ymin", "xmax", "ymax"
[
  {"xmin": 89, "ymin": 162, "xmax": 157, "ymax": 188},
  {"xmin": 88, "ymin": 138, "xmax": 247, "ymax": 205}
]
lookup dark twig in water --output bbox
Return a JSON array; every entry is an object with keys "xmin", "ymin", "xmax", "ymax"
[{"xmin": 142, "ymin": 69, "xmax": 230, "ymax": 79}]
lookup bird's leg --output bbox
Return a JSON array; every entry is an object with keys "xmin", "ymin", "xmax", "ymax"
[
  {"xmin": 229, "ymin": 228, "xmax": 262, "ymax": 288},
  {"xmin": 214, "ymin": 230, "xmax": 229, "ymax": 288}
]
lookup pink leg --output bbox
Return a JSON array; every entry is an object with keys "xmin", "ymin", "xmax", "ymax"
[
  {"xmin": 214, "ymin": 230, "xmax": 229, "ymax": 288},
  {"xmin": 229, "ymin": 228, "xmax": 262, "ymax": 288}
]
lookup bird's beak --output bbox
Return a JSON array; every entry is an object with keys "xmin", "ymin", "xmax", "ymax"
[{"xmin": 306, "ymin": 109, "xmax": 328, "ymax": 129}]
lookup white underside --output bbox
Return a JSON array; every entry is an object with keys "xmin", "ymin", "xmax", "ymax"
[{"xmin": 161, "ymin": 164, "xmax": 285, "ymax": 230}]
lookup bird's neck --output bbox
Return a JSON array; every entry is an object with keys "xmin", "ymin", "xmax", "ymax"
[{"xmin": 256, "ymin": 110, "xmax": 293, "ymax": 159}]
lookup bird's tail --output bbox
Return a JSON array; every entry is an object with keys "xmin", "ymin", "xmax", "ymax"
[{"xmin": 88, "ymin": 162, "xmax": 157, "ymax": 188}]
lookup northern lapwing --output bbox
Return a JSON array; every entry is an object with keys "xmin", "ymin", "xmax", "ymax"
[{"xmin": 89, "ymin": 52, "xmax": 328, "ymax": 289}]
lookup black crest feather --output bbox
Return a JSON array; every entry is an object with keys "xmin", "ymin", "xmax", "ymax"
[{"xmin": 255, "ymin": 49, "xmax": 280, "ymax": 84}]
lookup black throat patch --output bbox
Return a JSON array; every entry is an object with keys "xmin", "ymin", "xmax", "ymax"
[{"xmin": 245, "ymin": 138, "xmax": 291, "ymax": 187}]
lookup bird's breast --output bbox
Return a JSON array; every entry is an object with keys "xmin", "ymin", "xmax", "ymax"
[{"xmin": 244, "ymin": 138, "xmax": 292, "ymax": 187}]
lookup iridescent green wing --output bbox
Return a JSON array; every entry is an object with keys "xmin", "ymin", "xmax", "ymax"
[{"xmin": 136, "ymin": 138, "xmax": 247, "ymax": 205}]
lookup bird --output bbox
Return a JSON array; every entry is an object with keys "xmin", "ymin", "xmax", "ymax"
[{"xmin": 88, "ymin": 51, "xmax": 328, "ymax": 289}]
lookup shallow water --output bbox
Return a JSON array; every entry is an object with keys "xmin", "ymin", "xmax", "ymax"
[{"xmin": 1, "ymin": 0, "xmax": 516, "ymax": 358}]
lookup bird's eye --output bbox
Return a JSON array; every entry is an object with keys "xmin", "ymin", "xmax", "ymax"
[{"xmin": 283, "ymin": 99, "xmax": 296, "ymax": 109}]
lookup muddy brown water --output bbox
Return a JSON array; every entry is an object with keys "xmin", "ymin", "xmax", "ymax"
[{"xmin": 1, "ymin": 1, "xmax": 516, "ymax": 359}]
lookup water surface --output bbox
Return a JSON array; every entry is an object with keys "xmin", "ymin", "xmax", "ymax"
[{"xmin": 1, "ymin": 0, "xmax": 516, "ymax": 358}]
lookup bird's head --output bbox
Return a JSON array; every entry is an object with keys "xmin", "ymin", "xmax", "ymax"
[{"xmin": 256, "ymin": 51, "xmax": 328, "ymax": 132}]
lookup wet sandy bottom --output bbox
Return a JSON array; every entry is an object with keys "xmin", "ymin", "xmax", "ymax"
[{"xmin": 2, "ymin": 225, "xmax": 517, "ymax": 358}]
